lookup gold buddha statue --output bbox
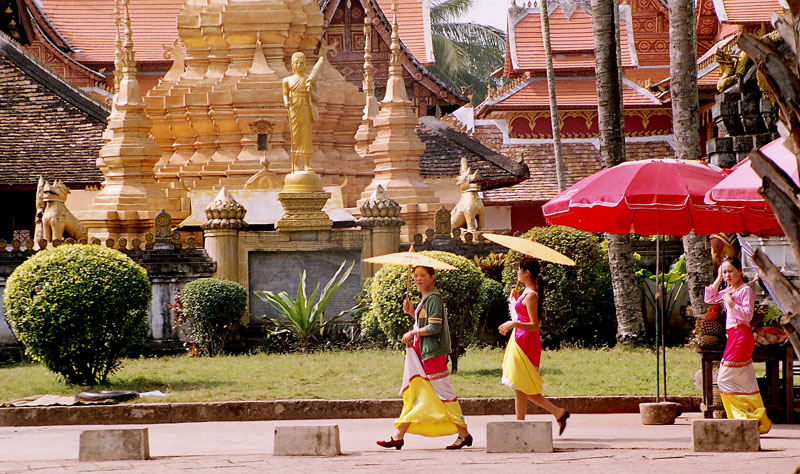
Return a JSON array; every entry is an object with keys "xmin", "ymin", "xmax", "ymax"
[{"xmin": 282, "ymin": 52, "xmax": 319, "ymax": 173}]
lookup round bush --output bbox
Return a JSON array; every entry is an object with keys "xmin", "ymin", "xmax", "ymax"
[
  {"xmin": 180, "ymin": 278, "xmax": 247, "ymax": 356},
  {"xmin": 4, "ymin": 244, "xmax": 151, "ymax": 385},
  {"xmin": 364, "ymin": 250, "xmax": 484, "ymax": 372},
  {"xmin": 501, "ymin": 226, "xmax": 616, "ymax": 349}
]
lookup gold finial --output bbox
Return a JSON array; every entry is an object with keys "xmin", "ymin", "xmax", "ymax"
[
  {"xmin": 120, "ymin": 0, "xmax": 136, "ymax": 73},
  {"xmin": 382, "ymin": 0, "xmax": 409, "ymax": 103},
  {"xmin": 113, "ymin": 0, "xmax": 122, "ymax": 92}
]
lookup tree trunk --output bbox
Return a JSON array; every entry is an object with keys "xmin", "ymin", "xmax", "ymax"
[
  {"xmin": 540, "ymin": 0, "xmax": 566, "ymax": 191},
  {"xmin": 668, "ymin": 0, "xmax": 712, "ymax": 317},
  {"xmin": 592, "ymin": 0, "xmax": 645, "ymax": 344}
]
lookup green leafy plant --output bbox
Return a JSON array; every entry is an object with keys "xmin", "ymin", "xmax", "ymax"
[
  {"xmin": 634, "ymin": 253, "xmax": 687, "ymax": 327},
  {"xmin": 501, "ymin": 226, "xmax": 616, "ymax": 349},
  {"xmin": 3, "ymin": 244, "xmax": 150, "ymax": 385},
  {"xmin": 178, "ymin": 278, "xmax": 248, "ymax": 357},
  {"xmin": 255, "ymin": 260, "xmax": 355, "ymax": 353},
  {"xmin": 363, "ymin": 251, "xmax": 483, "ymax": 372},
  {"xmin": 473, "ymin": 252, "xmax": 506, "ymax": 282}
]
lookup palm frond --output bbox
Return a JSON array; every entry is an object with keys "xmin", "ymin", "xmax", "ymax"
[
  {"xmin": 430, "ymin": 0, "xmax": 474, "ymax": 24},
  {"xmin": 431, "ymin": 22, "xmax": 506, "ymax": 50}
]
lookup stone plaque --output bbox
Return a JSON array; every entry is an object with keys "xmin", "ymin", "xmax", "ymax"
[{"xmin": 248, "ymin": 250, "xmax": 362, "ymax": 321}]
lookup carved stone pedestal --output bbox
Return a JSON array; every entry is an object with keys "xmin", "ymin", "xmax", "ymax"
[{"xmin": 276, "ymin": 192, "xmax": 332, "ymax": 232}]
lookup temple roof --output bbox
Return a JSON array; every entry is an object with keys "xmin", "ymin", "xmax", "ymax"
[
  {"xmin": 480, "ymin": 140, "xmax": 604, "ymax": 204},
  {"xmin": 36, "ymin": 0, "xmax": 182, "ymax": 64},
  {"xmin": 321, "ymin": 0, "xmax": 465, "ymax": 105},
  {"xmin": 714, "ymin": 0, "xmax": 786, "ymax": 24},
  {"xmin": 505, "ymin": 2, "xmax": 636, "ymax": 75},
  {"xmin": 416, "ymin": 116, "xmax": 529, "ymax": 190},
  {"xmin": 321, "ymin": 0, "xmax": 432, "ymax": 64},
  {"xmin": 0, "ymin": 33, "xmax": 106, "ymax": 188},
  {"xmin": 478, "ymin": 76, "xmax": 661, "ymax": 116}
]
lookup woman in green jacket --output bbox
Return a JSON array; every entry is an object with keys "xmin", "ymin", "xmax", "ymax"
[{"xmin": 377, "ymin": 266, "xmax": 472, "ymax": 450}]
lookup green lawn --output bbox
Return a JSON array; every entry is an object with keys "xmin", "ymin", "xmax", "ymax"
[{"xmin": 0, "ymin": 346, "xmax": 707, "ymax": 403}]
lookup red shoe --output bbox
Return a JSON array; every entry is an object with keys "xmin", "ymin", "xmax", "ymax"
[
  {"xmin": 377, "ymin": 437, "xmax": 404, "ymax": 450},
  {"xmin": 446, "ymin": 434, "xmax": 473, "ymax": 450}
]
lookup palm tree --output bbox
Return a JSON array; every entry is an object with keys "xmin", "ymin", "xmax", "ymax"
[
  {"xmin": 539, "ymin": 0, "xmax": 566, "ymax": 191},
  {"xmin": 590, "ymin": 0, "xmax": 645, "ymax": 345},
  {"xmin": 667, "ymin": 0, "xmax": 713, "ymax": 318},
  {"xmin": 428, "ymin": 0, "xmax": 506, "ymax": 104}
]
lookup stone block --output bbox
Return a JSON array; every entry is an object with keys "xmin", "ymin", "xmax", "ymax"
[
  {"xmin": 692, "ymin": 419, "xmax": 760, "ymax": 452},
  {"xmin": 733, "ymin": 135, "xmax": 754, "ymax": 153},
  {"xmin": 710, "ymin": 152, "xmax": 737, "ymax": 169},
  {"xmin": 755, "ymin": 132, "xmax": 774, "ymax": 149},
  {"xmin": 486, "ymin": 421, "xmax": 553, "ymax": 453},
  {"xmin": 79, "ymin": 428, "xmax": 149, "ymax": 462},
  {"xmin": 706, "ymin": 136, "xmax": 733, "ymax": 154},
  {"xmin": 273, "ymin": 425, "xmax": 342, "ymax": 456}
]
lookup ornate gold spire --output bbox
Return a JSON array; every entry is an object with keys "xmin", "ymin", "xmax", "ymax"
[
  {"xmin": 383, "ymin": 0, "xmax": 409, "ymax": 103},
  {"xmin": 362, "ymin": 17, "xmax": 378, "ymax": 120},
  {"xmin": 113, "ymin": 0, "xmax": 122, "ymax": 93}
]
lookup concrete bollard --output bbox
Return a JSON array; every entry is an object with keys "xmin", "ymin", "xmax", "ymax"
[
  {"xmin": 273, "ymin": 425, "xmax": 342, "ymax": 456},
  {"xmin": 79, "ymin": 428, "xmax": 149, "ymax": 462},
  {"xmin": 692, "ymin": 419, "xmax": 760, "ymax": 452},
  {"xmin": 486, "ymin": 421, "xmax": 553, "ymax": 453}
]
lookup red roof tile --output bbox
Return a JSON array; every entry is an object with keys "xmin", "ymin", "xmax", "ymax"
[
  {"xmin": 38, "ymin": 0, "xmax": 182, "ymax": 63},
  {"xmin": 376, "ymin": 0, "xmax": 432, "ymax": 65},
  {"xmin": 509, "ymin": 5, "xmax": 635, "ymax": 72},
  {"xmin": 718, "ymin": 0, "xmax": 783, "ymax": 24},
  {"xmin": 487, "ymin": 77, "xmax": 661, "ymax": 110}
]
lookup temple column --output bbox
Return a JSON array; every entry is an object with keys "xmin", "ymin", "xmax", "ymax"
[{"xmin": 202, "ymin": 187, "xmax": 246, "ymax": 283}]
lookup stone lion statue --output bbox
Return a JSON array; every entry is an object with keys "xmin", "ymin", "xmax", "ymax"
[
  {"xmin": 34, "ymin": 177, "xmax": 87, "ymax": 243},
  {"xmin": 450, "ymin": 157, "xmax": 485, "ymax": 233}
]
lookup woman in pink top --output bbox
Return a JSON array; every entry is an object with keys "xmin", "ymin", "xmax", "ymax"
[
  {"xmin": 499, "ymin": 257, "xmax": 569, "ymax": 435},
  {"xmin": 704, "ymin": 256, "xmax": 771, "ymax": 434}
]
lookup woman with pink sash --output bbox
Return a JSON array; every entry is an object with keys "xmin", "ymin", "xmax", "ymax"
[
  {"xmin": 499, "ymin": 257, "xmax": 569, "ymax": 435},
  {"xmin": 704, "ymin": 257, "xmax": 771, "ymax": 434}
]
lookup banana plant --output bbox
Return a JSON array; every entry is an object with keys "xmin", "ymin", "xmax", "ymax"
[
  {"xmin": 255, "ymin": 260, "xmax": 355, "ymax": 353},
  {"xmin": 634, "ymin": 253, "xmax": 687, "ymax": 324}
]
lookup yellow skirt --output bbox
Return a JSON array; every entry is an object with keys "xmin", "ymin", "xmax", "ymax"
[
  {"xmin": 395, "ymin": 348, "xmax": 466, "ymax": 437},
  {"xmin": 719, "ymin": 393, "xmax": 771, "ymax": 434},
  {"xmin": 501, "ymin": 330, "xmax": 543, "ymax": 396}
]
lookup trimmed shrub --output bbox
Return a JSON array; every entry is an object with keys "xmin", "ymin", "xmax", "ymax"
[
  {"xmin": 4, "ymin": 244, "xmax": 150, "ymax": 385},
  {"xmin": 180, "ymin": 278, "xmax": 248, "ymax": 356},
  {"xmin": 501, "ymin": 226, "xmax": 616, "ymax": 349},
  {"xmin": 363, "ymin": 250, "xmax": 483, "ymax": 372}
]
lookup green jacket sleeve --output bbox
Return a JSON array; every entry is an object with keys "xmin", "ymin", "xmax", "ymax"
[{"xmin": 421, "ymin": 293, "xmax": 443, "ymax": 336}]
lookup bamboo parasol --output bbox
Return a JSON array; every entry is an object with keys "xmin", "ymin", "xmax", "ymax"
[
  {"xmin": 482, "ymin": 233, "xmax": 576, "ymax": 266},
  {"xmin": 363, "ymin": 246, "xmax": 457, "ymax": 295}
]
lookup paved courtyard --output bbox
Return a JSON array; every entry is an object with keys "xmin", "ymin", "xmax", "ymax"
[{"xmin": 1, "ymin": 413, "xmax": 798, "ymax": 473}]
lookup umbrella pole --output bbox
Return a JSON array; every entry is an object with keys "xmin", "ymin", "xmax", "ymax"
[
  {"xmin": 406, "ymin": 266, "xmax": 411, "ymax": 298},
  {"xmin": 661, "ymin": 235, "xmax": 667, "ymax": 400},
  {"xmin": 655, "ymin": 234, "xmax": 661, "ymax": 403}
]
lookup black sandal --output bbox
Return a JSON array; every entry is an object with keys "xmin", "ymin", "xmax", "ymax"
[
  {"xmin": 446, "ymin": 433, "xmax": 473, "ymax": 449},
  {"xmin": 556, "ymin": 410, "xmax": 570, "ymax": 436}
]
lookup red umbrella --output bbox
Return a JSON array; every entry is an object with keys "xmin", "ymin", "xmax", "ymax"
[
  {"xmin": 542, "ymin": 158, "xmax": 741, "ymax": 404},
  {"xmin": 543, "ymin": 159, "xmax": 741, "ymax": 236},
  {"xmin": 704, "ymin": 137, "xmax": 794, "ymax": 235}
]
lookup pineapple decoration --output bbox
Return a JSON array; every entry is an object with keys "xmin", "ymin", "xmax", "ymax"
[{"xmin": 692, "ymin": 304, "xmax": 726, "ymax": 347}]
